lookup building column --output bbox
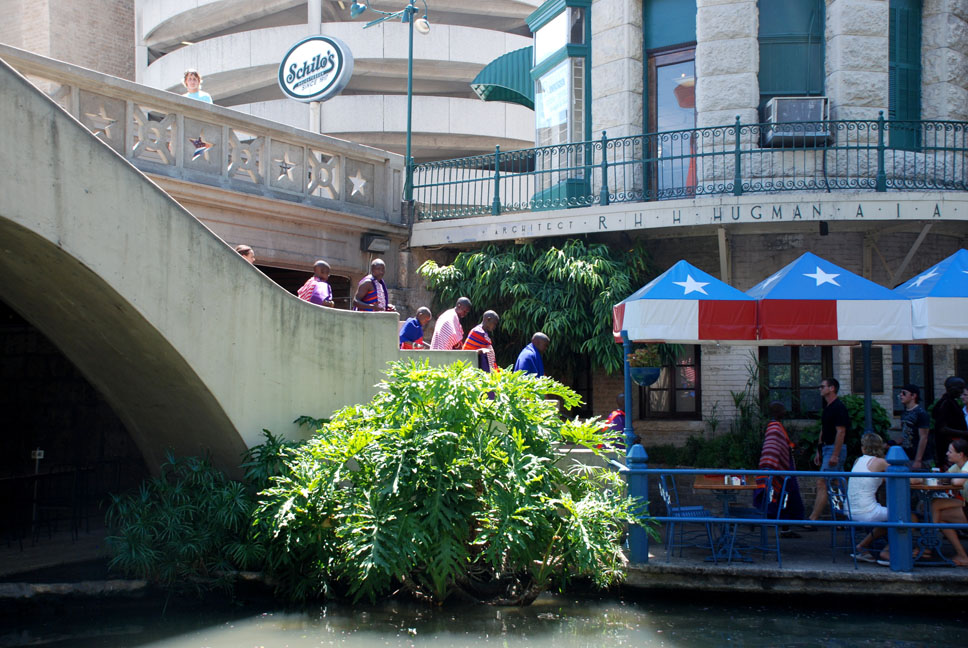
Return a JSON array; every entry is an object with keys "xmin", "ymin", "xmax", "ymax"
[
  {"xmin": 922, "ymin": 0, "xmax": 968, "ymax": 121},
  {"xmin": 825, "ymin": 0, "xmax": 890, "ymax": 120},
  {"xmin": 695, "ymin": 0, "xmax": 759, "ymax": 128},
  {"xmin": 591, "ymin": 0, "xmax": 644, "ymax": 139}
]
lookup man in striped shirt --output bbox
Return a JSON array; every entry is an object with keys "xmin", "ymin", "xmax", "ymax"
[
  {"xmin": 353, "ymin": 258, "xmax": 394, "ymax": 312},
  {"xmin": 429, "ymin": 297, "xmax": 472, "ymax": 350},
  {"xmin": 297, "ymin": 260, "xmax": 335, "ymax": 307},
  {"xmin": 462, "ymin": 310, "xmax": 500, "ymax": 371}
]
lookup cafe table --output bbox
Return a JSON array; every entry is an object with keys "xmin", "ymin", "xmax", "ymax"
[
  {"xmin": 693, "ymin": 475, "xmax": 759, "ymax": 562},
  {"xmin": 910, "ymin": 481, "xmax": 956, "ymax": 566}
]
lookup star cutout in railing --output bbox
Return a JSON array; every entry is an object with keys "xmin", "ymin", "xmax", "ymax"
[
  {"xmin": 275, "ymin": 151, "xmax": 298, "ymax": 182},
  {"xmin": 84, "ymin": 105, "xmax": 116, "ymax": 139},
  {"xmin": 188, "ymin": 132, "xmax": 213, "ymax": 161},
  {"xmin": 349, "ymin": 169, "xmax": 367, "ymax": 197}
]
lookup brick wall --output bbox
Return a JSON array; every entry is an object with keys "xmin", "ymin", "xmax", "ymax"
[{"xmin": 0, "ymin": 0, "xmax": 135, "ymax": 80}]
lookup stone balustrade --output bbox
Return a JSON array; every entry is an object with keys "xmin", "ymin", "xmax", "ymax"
[{"xmin": 0, "ymin": 43, "xmax": 406, "ymax": 225}]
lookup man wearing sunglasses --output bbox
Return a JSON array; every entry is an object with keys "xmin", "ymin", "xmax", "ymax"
[{"xmin": 898, "ymin": 384, "xmax": 932, "ymax": 470}]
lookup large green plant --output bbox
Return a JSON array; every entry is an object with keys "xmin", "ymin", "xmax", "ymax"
[
  {"xmin": 417, "ymin": 239, "xmax": 654, "ymax": 374},
  {"xmin": 105, "ymin": 455, "xmax": 267, "ymax": 592},
  {"xmin": 254, "ymin": 359, "xmax": 651, "ymax": 605}
]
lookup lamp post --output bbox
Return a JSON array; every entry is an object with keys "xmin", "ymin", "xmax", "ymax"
[{"xmin": 349, "ymin": 1, "xmax": 429, "ymax": 210}]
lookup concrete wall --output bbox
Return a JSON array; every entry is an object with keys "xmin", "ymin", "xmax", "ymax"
[{"xmin": 0, "ymin": 57, "xmax": 474, "ymax": 475}]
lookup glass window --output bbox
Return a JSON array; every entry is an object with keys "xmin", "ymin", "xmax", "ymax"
[
  {"xmin": 760, "ymin": 346, "xmax": 831, "ymax": 417},
  {"xmin": 758, "ymin": 0, "xmax": 824, "ymax": 108},
  {"xmin": 647, "ymin": 47, "xmax": 696, "ymax": 199},
  {"xmin": 639, "ymin": 346, "xmax": 701, "ymax": 420},
  {"xmin": 534, "ymin": 8, "xmax": 584, "ymax": 66},
  {"xmin": 891, "ymin": 344, "xmax": 933, "ymax": 414}
]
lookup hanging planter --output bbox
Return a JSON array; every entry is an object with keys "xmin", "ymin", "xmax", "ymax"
[{"xmin": 629, "ymin": 366, "xmax": 661, "ymax": 387}]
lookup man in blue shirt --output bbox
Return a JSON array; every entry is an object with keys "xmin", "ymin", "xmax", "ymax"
[
  {"xmin": 513, "ymin": 332, "xmax": 549, "ymax": 377},
  {"xmin": 399, "ymin": 307, "xmax": 432, "ymax": 349}
]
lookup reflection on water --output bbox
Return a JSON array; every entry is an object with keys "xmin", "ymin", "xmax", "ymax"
[{"xmin": 2, "ymin": 592, "xmax": 959, "ymax": 647}]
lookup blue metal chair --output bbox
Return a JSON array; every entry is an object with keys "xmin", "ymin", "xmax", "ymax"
[
  {"xmin": 826, "ymin": 477, "xmax": 861, "ymax": 569},
  {"xmin": 728, "ymin": 476, "xmax": 789, "ymax": 567},
  {"xmin": 657, "ymin": 474, "xmax": 717, "ymax": 562}
]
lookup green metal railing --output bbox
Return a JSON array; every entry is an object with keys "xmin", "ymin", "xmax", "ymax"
[{"xmin": 413, "ymin": 113, "xmax": 968, "ymax": 221}]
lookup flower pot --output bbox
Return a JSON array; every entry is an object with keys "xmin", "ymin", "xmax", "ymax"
[{"xmin": 629, "ymin": 366, "xmax": 661, "ymax": 387}]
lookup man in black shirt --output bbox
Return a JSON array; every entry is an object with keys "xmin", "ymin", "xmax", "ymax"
[
  {"xmin": 808, "ymin": 377, "xmax": 850, "ymax": 523},
  {"xmin": 933, "ymin": 376, "xmax": 967, "ymax": 468},
  {"xmin": 898, "ymin": 383, "xmax": 932, "ymax": 469}
]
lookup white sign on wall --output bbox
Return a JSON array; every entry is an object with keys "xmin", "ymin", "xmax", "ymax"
[{"xmin": 278, "ymin": 35, "xmax": 354, "ymax": 102}]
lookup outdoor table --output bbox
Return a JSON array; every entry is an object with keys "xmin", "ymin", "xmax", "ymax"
[
  {"xmin": 693, "ymin": 475, "xmax": 758, "ymax": 562},
  {"xmin": 911, "ymin": 482, "xmax": 957, "ymax": 566}
]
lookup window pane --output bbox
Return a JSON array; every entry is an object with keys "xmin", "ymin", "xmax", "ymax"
[
  {"xmin": 769, "ymin": 365, "xmax": 792, "ymax": 388},
  {"xmin": 910, "ymin": 365, "xmax": 925, "ymax": 387},
  {"xmin": 892, "ymin": 366, "xmax": 904, "ymax": 390},
  {"xmin": 767, "ymin": 346, "xmax": 791, "ymax": 363},
  {"xmin": 650, "ymin": 388, "xmax": 671, "ymax": 413},
  {"xmin": 799, "ymin": 388, "xmax": 822, "ymax": 413},
  {"xmin": 892, "ymin": 344, "xmax": 904, "ymax": 363},
  {"xmin": 909, "ymin": 345, "xmax": 924, "ymax": 363},
  {"xmin": 768, "ymin": 389, "xmax": 793, "ymax": 411},
  {"xmin": 676, "ymin": 365, "xmax": 697, "ymax": 389},
  {"xmin": 800, "ymin": 346, "xmax": 821, "ymax": 363},
  {"xmin": 799, "ymin": 363, "xmax": 821, "ymax": 387},
  {"xmin": 675, "ymin": 389, "xmax": 696, "ymax": 412},
  {"xmin": 534, "ymin": 11, "xmax": 568, "ymax": 65}
]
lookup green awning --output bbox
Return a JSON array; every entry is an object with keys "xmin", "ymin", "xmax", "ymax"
[{"xmin": 471, "ymin": 46, "xmax": 534, "ymax": 110}]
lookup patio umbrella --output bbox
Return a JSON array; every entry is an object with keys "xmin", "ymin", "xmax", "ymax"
[
  {"xmin": 747, "ymin": 251, "xmax": 913, "ymax": 345},
  {"xmin": 747, "ymin": 251, "xmax": 914, "ymax": 433},
  {"xmin": 613, "ymin": 259, "xmax": 756, "ymax": 452},
  {"xmin": 893, "ymin": 248, "xmax": 968, "ymax": 343},
  {"xmin": 613, "ymin": 259, "xmax": 757, "ymax": 344}
]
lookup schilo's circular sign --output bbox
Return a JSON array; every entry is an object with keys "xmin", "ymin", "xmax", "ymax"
[{"xmin": 278, "ymin": 35, "xmax": 354, "ymax": 102}]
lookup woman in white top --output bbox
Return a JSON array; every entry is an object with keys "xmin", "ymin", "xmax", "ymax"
[{"xmin": 848, "ymin": 433, "xmax": 889, "ymax": 562}]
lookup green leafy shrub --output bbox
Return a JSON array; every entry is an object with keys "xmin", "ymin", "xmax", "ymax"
[
  {"xmin": 254, "ymin": 359, "xmax": 652, "ymax": 605},
  {"xmin": 105, "ymin": 455, "xmax": 266, "ymax": 592}
]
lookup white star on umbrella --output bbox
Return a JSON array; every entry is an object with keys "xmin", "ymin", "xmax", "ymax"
[
  {"xmin": 803, "ymin": 266, "xmax": 840, "ymax": 287},
  {"xmin": 349, "ymin": 169, "xmax": 367, "ymax": 197},
  {"xmin": 908, "ymin": 267, "xmax": 939, "ymax": 288},
  {"xmin": 672, "ymin": 274, "xmax": 709, "ymax": 295}
]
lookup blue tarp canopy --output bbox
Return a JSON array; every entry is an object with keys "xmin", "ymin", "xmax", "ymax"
[{"xmin": 893, "ymin": 248, "xmax": 968, "ymax": 342}]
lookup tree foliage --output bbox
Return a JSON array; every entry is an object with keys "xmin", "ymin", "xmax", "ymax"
[
  {"xmin": 417, "ymin": 239, "xmax": 654, "ymax": 374},
  {"xmin": 254, "ymin": 359, "xmax": 650, "ymax": 605}
]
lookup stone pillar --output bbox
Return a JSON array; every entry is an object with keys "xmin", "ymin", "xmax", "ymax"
[
  {"xmin": 921, "ymin": 0, "xmax": 968, "ymax": 121},
  {"xmin": 591, "ymin": 0, "xmax": 644, "ymax": 200},
  {"xmin": 825, "ymin": 0, "xmax": 890, "ymax": 120},
  {"xmin": 695, "ymin": 0, "xmax": 759, "ymax": 128},
  {"xmin": 591, "ymin": 0, "xmax": 644, "ymax": 139}
]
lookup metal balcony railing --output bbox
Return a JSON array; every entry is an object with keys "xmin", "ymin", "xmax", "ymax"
[{"xmin": 413, "ymin": 114, "xmax": 968, "ymax": 221}]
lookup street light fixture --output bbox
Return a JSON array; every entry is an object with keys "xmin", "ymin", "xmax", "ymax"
[{"xmin": 350, "ymin": 1, "xmax": 430, "ymax": 210}]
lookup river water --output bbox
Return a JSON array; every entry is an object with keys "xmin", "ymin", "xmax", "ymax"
[{"xmin": 1, "ymin": 591, "xmax": 959, "ymax": 647}]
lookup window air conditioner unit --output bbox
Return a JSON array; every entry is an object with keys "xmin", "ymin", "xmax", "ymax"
[{"xmin": 762, "ymin": 96, "xmax": 831, "ymax": 147}]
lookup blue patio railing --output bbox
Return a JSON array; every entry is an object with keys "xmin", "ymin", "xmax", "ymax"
[
  {"xmin": 618, "ymin": 445, "xmax": 968, "ymax": 573},
  {"xmin": 412, "ymin": 113, "xmax": 968, "ymax": 221}
]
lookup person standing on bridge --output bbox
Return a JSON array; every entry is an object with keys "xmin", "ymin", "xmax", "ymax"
[
  {"xmin": 513, "ymin": 332, "xmax": 550, "ymax": 377},
  {"xmin": 182, "ymin": 69, "xmax": 213, "ymax": 104},
  {"xmin": 399, "ymin": 307, "xmax": 432, "ymax": 349},
  {"xmin": 429, "ymin": 297, "xmax": 471, "ymax": 350},
  {"xmin": 462, "ymin": 310, "xmax": 500, "ymax": 372},
  {"xmin": 353, "ymin": 258, "xmax": 394, "ymax": 312},
  {"xmin": 298, "ymin": 260, "xmax": 335, "ymax": 307},
  {"xmin": 235, "ymin": 244, "xmax": 256, "ymax": 265}
]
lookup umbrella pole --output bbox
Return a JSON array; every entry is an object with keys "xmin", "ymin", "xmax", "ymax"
[
  {"xmin": 862, "ymin": 340, "xmax": 874, "ymax": 434},
  {"xmin": 621, "ymin": 330, "xmax": 637, "ymax": 453}
]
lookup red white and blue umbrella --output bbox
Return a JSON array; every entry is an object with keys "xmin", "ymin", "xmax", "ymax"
[
  {"xmin": 613, "ymin": 259, "xmax": 757, "ymax": 344},
  {"xmin": 893, "ymin": 248, "xmax": 968, "ymax": 343},
  {"xmin": 747, "ymin": 252, "xmax": 913, "ymax": 344}
]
